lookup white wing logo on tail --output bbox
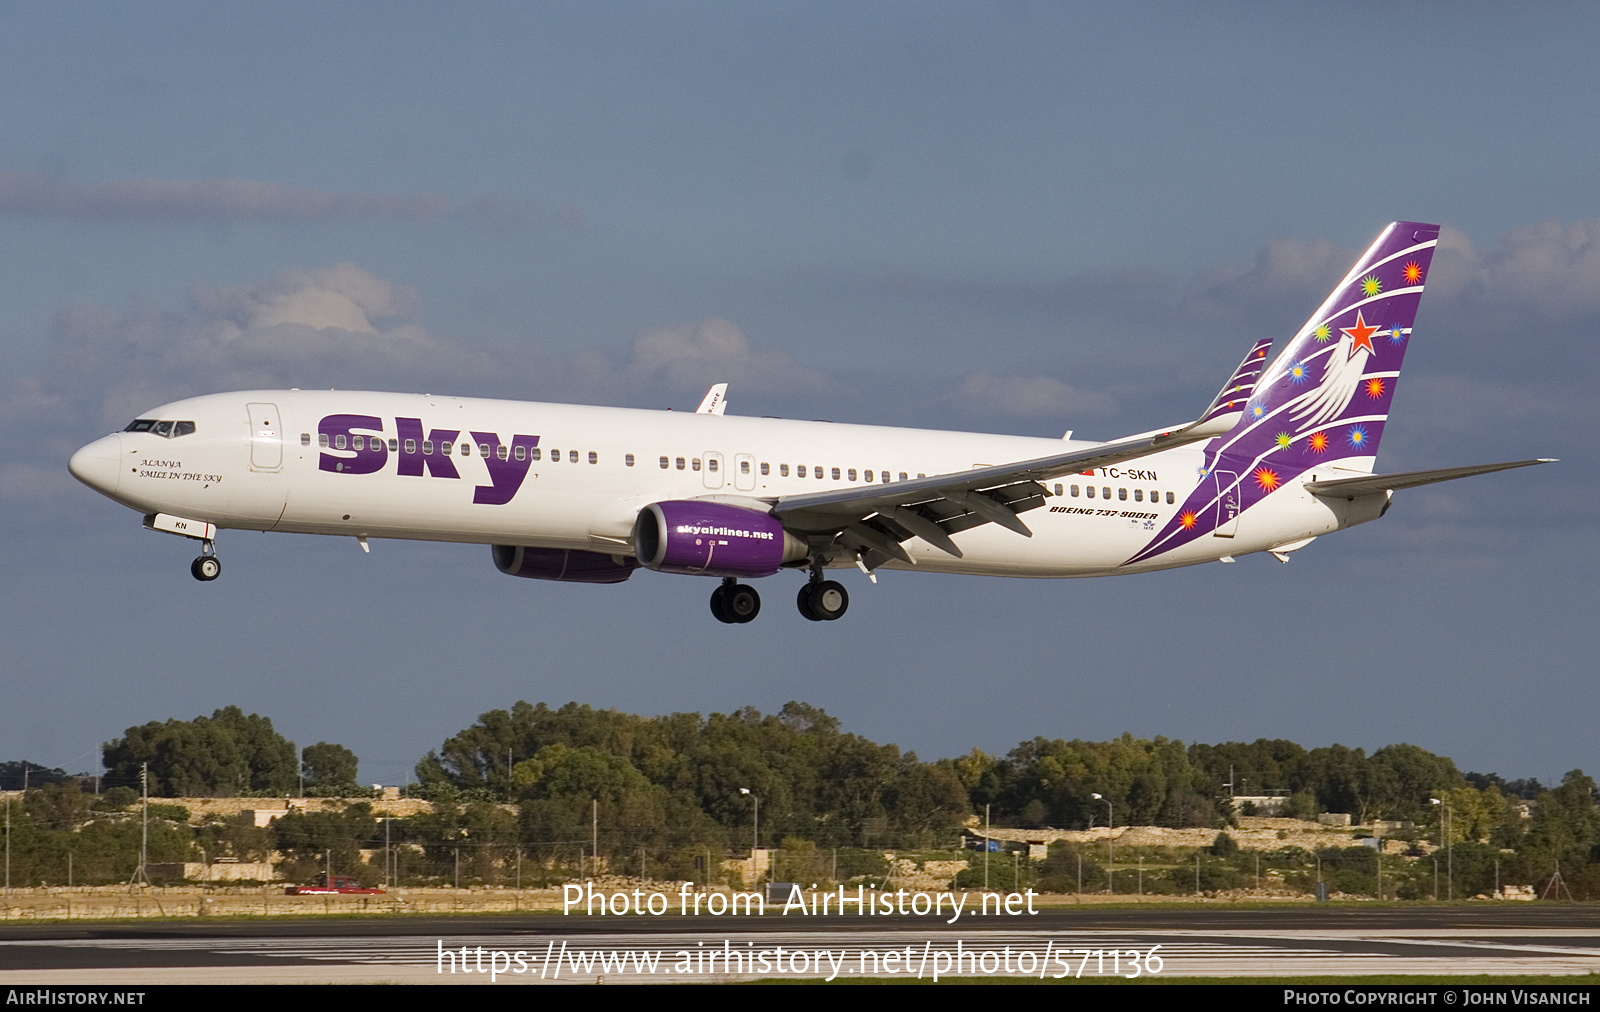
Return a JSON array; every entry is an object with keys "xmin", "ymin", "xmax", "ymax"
[{"xmin": 1289, "ymin": 311, "xmax": 1379, "ymax": 432}]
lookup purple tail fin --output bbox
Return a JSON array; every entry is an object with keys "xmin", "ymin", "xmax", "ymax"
[
  {"xmin": 1124, "ymin": 222, "xmax": 1438, "ymax": 566},
  {"xmin": 1226, "ymin": 221, "xmax": 1440, "ymax": 470}
]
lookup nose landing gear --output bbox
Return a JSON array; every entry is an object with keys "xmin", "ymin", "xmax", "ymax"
[
  {"xmin": 710, "ymin": 578, "xmax": 761, "ymax": 623},
  {"xmin": 190, "ymin": 540, "xmax": 221, "ymax": 582}
]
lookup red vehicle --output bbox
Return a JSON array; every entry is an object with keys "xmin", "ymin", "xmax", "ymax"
[{"xmin": 285, "ymin": 874, "xmax": 384, "ymax": 895}]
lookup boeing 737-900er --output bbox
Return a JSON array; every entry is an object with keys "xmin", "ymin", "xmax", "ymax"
[{"xmin": 69, "ymin": 221, "xmax": 1551, "ymax": 624}]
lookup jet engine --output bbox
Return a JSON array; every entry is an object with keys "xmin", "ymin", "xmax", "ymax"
[
  {"xmin": 492, "ymin": 544, "xmax": 638, "ymax": 583},
  {"xmin": 631, "ymin": 500, "xmax": 807, "ymax": 578}
]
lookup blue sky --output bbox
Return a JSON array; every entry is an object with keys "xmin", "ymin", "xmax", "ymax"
[{"xmin": 1, "ymin": 3, "xmax": 1594, "ymax": 790}]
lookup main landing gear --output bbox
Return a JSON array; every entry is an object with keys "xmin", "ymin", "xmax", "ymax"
[
  {"xmin": 710, "ymin": 578, "xmax": 761, "ymax": 624},
  {"xmin": 797, "ymin": 577, "xmax": 848, "ymax": 621},
  {"xmin": 190, "ymin": 540, "xmax": 221, "ymax": 582}
]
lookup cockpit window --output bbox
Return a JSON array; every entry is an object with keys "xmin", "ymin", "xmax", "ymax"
[{"xmin": 124, "ymin": 419, "xmax": 197, "ymax": 438}]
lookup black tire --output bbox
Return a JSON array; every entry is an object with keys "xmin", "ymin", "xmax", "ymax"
[
  {"xmin": 725, "ymin": 584, "xmax": 761, "ymax": 623},
  {"xmin": 191, "ymin": 556, "xmax": 221, "ymax": 582},
  {"xmin": 812, "ymin": 580, "xmax": 848, "ymax": 620},
  {"xmin": 796, "ymin": 583, "xmax": 822, "ymax": 621},
  {"xmin": 709, "ymin": 585, "xmax": 736, "ymax": 624}
]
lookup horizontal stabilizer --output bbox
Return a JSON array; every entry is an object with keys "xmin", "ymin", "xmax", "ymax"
[{"xmin": 1303, "ymin": 459, "xmax": 1555, "ymax": 499}]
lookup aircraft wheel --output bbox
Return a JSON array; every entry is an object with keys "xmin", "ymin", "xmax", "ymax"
[
  {"xmin": 725, "ymin": 584, "xmax": 761, "ymax": 623},
  {"xmin": 709, "ymin": 585, "xmax": 736, "ymax": 624},
  {"xmin": 191, "ymin": 556, "xmax": 221, "ymax": 582},
  {"xmin": 798, "ymin": 580, "xmax": 848, "ymax": 621},
  {"xmin": 797, "ymin": 584, "xmax": 821, "ymax": 621},
  {"xmin": 811, "ymin": 580, "xmax": 848, "ymax": 620}
]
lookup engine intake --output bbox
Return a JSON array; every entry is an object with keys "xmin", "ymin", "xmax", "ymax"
[{"xmin": 632, "ymin": 500, "xmax": 807, "ymax": 578}]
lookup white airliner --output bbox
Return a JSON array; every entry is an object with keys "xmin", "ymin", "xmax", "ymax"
[{"xmin": 69, "ymin": 222, "xmax": 1549, "ymax": 623}]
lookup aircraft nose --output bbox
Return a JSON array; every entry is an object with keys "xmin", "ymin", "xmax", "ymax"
[{"xmin": 69, "ymin": 434, "xmax": 122, "ymax": 496}]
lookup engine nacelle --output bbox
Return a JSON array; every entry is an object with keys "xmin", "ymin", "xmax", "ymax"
[
  {"xmin": 492, "ymin": 544, "xmax": 637, "ymax": 584},
  {"xmin": 631, "ymin": 500, "xmax": 807, "ymax": 578}
]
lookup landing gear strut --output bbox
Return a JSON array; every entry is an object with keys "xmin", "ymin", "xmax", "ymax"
[
  {"xmin": 190, "ymin": 539, "xmax": 221, "ymax": 582},
  {"xmin": 710, "ymin": 578, "xmax": 761, "ymax": 624},
  {"xmin": 797, "ymin": 577, "xmax": 848, "ymax": 621}
]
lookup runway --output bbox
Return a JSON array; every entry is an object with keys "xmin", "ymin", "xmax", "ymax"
[{"xmin": 3, "ymin": 908, "xmax": 1597, "ymax": 983}]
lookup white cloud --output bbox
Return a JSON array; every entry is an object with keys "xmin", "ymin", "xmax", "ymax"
[
  {"xmin": 625, "ymin": 318, "xmax": 825, "ymax": 394},
  {"xmin": 957, "ymin": 372, "xmax": 1117, "ymax": 419}
]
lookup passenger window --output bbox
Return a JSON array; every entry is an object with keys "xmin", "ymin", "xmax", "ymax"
[
  {"xmin": 1054, "ymin": 483, "xmax": 1063, "ymax": 496},
  {"xmin": 676, "ymin": 457, "xmax": 686, "ymax": 470},
  {"xmin": 570, "ymin": 450, "xmax": 579, "ymax": 463},
  {"xmin": 882, "ymin": 471, "xmax": 890, "ymax": 484},
  {"xmin": 531, "ymin": 447, "xmax": 541, "ymax": 460},
  {"xmin": 1118, "ymin": 488, "xmax": 1127, "ymax": 501},
  {"xmin": 353, "ymin": 436, "xmax": 364, "ymax": 450},
  {"xmin": 337, "ymin": 434, "xmax": 349, "ymax": 450},
  {"xmin": 740, "ymin": 460, "xmax": 750, "ymax": 474},
  {"xmin": 421, "ymin": 440, "xmax": 432, "ymax": 455},
  {"xmin": 1148, "ymin": 488, "xmax": 1156, "ymax": 501},
  {"xmin": 781, "ymin": 464, "xmax": 790, "ymax": 477},
  {"xmin": 1103, "ymin": 487, "xmax": 1111, "ymax": 499},
  {"xmin": 898, "ymin": 472, "xmax": 908, "ymax": 482},
  {"xmin": 626, "ymin": 453, "xmax": 636, "ymax": 467},
  {"xmin": 660, "ymin": 456, "xmax": 669, "ymax": 469},
  {"xmin": 319, "ymin": 433, "xmax": 330, "ymax": 448},
  {"xmin": 1166, "ymin": 492, "xmax": 1175, "ymax": 504},
  {"xmin": 514, "ymin": 445, "xmax": 526, "ymax": 461},
  {"xmin": 588, "ymin": 451, "xmax": 597, "ymax": 464},
  {"xmin": 498, "ymin": 445, "xmax": 509, "ymax": 461},
  {"xmin": 301, "ymin": 433, "xmax": 311, "ymax": 446},
  {"xmin": 832, "ymin": 467, "xmax": 841, "ymax": 480},
  {"xmin": 1134, "ymin": 489, "xmax": 1142, "ymax": 502},
  {"xmin": 918, "ymin": 473, "xmax": 926, "ymax": 478},
  {"xmin": 549, "ymin": 448, "xmax": 559, "ymax": 462},
  {"xmin": 442, "ymin": 441, "xmax": 452, "ymax": 455},
  {"xmin": 478, "ymin": 443, "xmax": 491, "ymax": 457},
  {"xmin": 815, "ymin": 466, "xmax": 824, "ymax": 480},
  {"xmin": 847, "ymin": 469, "xmax": 857, "ymax": 481},
  {"xmin": 864, "ymin": 469, "xmax": 874, "ymax": 483},
  {"xmin": 708, "ymin": 458, "xmax": 718, "ymax": 472},
  {"xmin": 797, "ymin": 465, "xmax": 806, "ymax": 478},
  {"xmin": 760, "ymin": 462, "xmax": 769, "ymax": 475},
  {"xmin": 692, "ymin": 458, "xmax": 701, "ymax": 471},
  {"xmin": 389, "ymin": 439, "xmax": 398, "ymax": 452},
  {"xmin": 1087, "ymin": 486, "xmax": 1095, "ymax": 498},
  {"xmin": 1071, "ymin": 485, "xmax": 1079, "ymax": 497}
]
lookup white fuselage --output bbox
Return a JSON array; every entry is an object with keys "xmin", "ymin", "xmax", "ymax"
[{"xmin": 72, "ymin": 389, "xmax": 1382, "ymax": 578}]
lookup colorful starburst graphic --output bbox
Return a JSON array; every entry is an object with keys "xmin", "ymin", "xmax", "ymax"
[
  {"xmin": 1313, "ymin": 323, "xmax": 1333, "ymax": 342},
  {"xmin": 1347, "ymin": 425, "xmax": 1368, "ymax": 448},
  {"xmin": 1308, "ymin": 430, "xmax": 1329, "ymax": 453},
  {"xmin": 1179, "ymin": 511, "xmax": 1198, "ymax": 530},
  {"xmin": 1254, "ymin": 468, "xmax": 1280, "ymax": 492},
  {"xmin": 1250, "ymin": 401, "xmax": 1266, "ymax": 420},
  {"xmin": 1361, "ymin": 275, "xmax": 1382, "ymax": 297},
  {"xmin": 1403, "ymin": 260, "xmax": 1423, "ymax": 284},
  {"xmin": 1275, "ymin": 431, "xmax": 1293, "ymax": 450},
  {"xmin": 1389, "ymin": 323, "xmax": 1407, "ymax": 344},
  {"xmin": 1288, "ymin": 360, "xmax": 1310, "ymax": 384},
  {"xmin": 1365, "ymin": 377, "xmax": 1385, "ymax": 399}
]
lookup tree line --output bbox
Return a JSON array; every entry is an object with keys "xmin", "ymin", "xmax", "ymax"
[{"xmin": 0, "ymin": 701, "xmax": 1594, "ymax": 895}]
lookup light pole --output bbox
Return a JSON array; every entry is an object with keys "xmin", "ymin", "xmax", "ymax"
[
  {"xmin": 739, "ymin": 788, "xmax": 759, "ymax": 881},
  {"xmin": 1430, "ymin": 797, "xmax": 1453, "ymax": 901},
  {"xmin": 1092, "ymin": 793, "xmax": 1113, "ymax": 894}
]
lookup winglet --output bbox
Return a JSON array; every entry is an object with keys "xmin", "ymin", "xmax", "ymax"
[
  {"xmin": 1195, "ymin": 337, "xmax": 1273, "ymax": 431},
  {"xmin": 696, "ymin": 383, "xmax": 729, "ymax": 415}
]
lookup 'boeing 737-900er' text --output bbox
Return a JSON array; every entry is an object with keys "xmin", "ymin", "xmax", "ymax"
[{"xmin": 69, "ymin": 222, "xmax": 1551, "ymax": 624}]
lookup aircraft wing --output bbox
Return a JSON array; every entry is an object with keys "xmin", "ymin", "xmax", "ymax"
[
  {"xmin": 1303, "ymin": 459, "xmax": 1556, "ymax": 499},
  {"xmin": 771, "ymin": 416, "xmax": 1235, "ymax": 565}
]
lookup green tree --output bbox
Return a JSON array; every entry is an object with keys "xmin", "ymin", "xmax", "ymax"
[
  {"xmin": 102, "ymin": 707, "xmax": 297, "ymax": 797},
  {"xmin": 302, "ymin": 742, "xmax": 360, "ymax": 792}
]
